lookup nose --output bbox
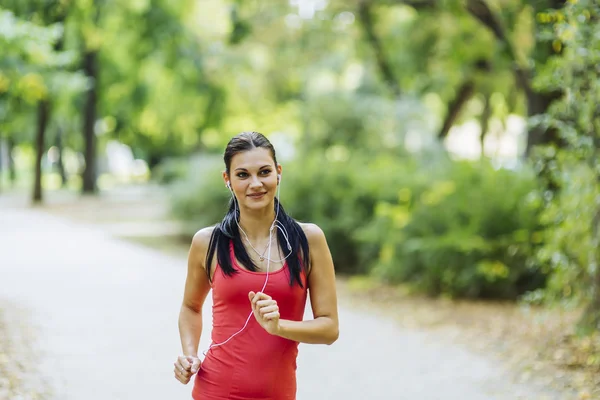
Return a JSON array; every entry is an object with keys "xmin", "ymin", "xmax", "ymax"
[{"xmin": 249, "ymin": 175, "xmax": 263, "ymax": 189}]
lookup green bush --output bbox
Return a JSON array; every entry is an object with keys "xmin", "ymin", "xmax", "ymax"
[
  {"xmin": 361, "ymin": 160, "xmax": 546, "ymax": 299},
  {"xmin": 152, "ymin": 158, "xmax": 190, "ymax": 185},
  {"xmin": 168, "ymin": 155, "xmax": 230, "ymax": 235},
  {"xmin": 528, "ymin": 154, "xmax": 600, "ymax": 307},
  {"xmin": 280, "ymin": 151, "xmax": 413, "ymax": 274}
]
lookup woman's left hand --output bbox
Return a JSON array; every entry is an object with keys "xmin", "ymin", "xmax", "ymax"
[{"xmin": 249, "ymin": 291, "xmax": 281, "ymax": 335}]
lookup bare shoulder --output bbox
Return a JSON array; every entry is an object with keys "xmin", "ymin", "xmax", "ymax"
[
  {"xmin": 190, "ymin": 226, "xmax": 216, "ymax": 260},
  {"xmin": 192, "ymin": 226, "xmax": 215, "ymax": 245},
  {"xmin": 298, "ymin": 222, "xmax": 327, "ymax": 246},
  {"xmin": 298, "ymin": 222, "xmax": 334, "ymax": 280}
]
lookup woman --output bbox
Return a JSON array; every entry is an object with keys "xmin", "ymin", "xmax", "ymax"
[{"xmin": 175, "ymin": 131, "xmax": 339, "ymax": 400}]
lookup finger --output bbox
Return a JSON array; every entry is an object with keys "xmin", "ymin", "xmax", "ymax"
[
  {"xmin": 174, "ymin": 361, "xmax": 186, "ymax": 372},
  {"xmin": 177, "ymin": 367, "xmax": 192, "ymax": 379},
  {"xmin": 248, "ymin": 291, "xmax": 255, "ymax": 300},
  {"xmin": 175, "ymin": 372, "xmax": 190, "ymax": 385},
  {"xmin": 174, "ymin": 362, "xmax": 190, "ymax": 377},
  {"xmin": 186, "ymin": 356, "xmax": 199, "ymax": 370},
  {"xmin": 174, "ymin": 369, "xmax": 187, "ymax": 384},
  {"xmin": 259, "ymin": 292, "xmax": 272, "ymax": 300},
  {"xmin": 190, "ymin": 359, "xmax": 201, "ymax": 374},
  {"xmin": 250, "ymin": 293, "xmax": 259, "ymax": 309},
  {"xmin": 251, "ymin": 292, "xmax": 263, "ymax": 306},
  {"xmin": 263, "ymin": 311, "xmax": 280, "ymax": 320},
  {"xmin": 259, "ymin": 305, "xmax": 278, "ymax": 316},
  {"xmin": 177, "ymin": 356, "xmax": 191, "ymax": 371},
  {"xmin": 189, "ymin": 361, "xmax": 198, "ymax": 374},
  {"xmin": 252, "ymin": 292, "xmax": 271, "ymax": 304},
  {"xmin": 256, "ymin": 299, "xmax": 276, "ymax": 308}
]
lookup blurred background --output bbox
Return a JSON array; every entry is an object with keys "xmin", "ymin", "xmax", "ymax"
[{"xmin": 1, "ymin": 0, "xmax": 599, "ymax": 398}]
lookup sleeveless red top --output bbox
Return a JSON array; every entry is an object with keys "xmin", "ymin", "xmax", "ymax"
[{"xmin": 192, "ymin": 243, "xmax": 308, "ymax": 400}]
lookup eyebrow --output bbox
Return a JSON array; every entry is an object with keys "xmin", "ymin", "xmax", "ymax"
[{"xmin": 234, "ymin": 165, "xmax": 272, "ymax": 171}]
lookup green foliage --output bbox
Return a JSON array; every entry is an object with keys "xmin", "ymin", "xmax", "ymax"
[
  {"xmin": 529, "ymin": 1, "xmax": 600, "ymax": 324},
  {"xmin": 151, "ymin": 157, "xmax": 190, "ymax": 185},
  {"xmin": 303, "ymin": 91, "xmax": 426, "ymax": 153},
  {"xmin": 0, "ymin": 5, "xmax": 86, "ymax": 152},
  {"xmin": 530, "ymin": 155, "xmax": 599, "ymax": 305},
  {"xmin": 229, "ymin": 4, "xmax": 252, "ymax": 45},
  {"xmin": 3, "ymin": 0, "xmax": 599, "ymax": 317},
  {"xmin": 168, "ymin": 155, "xmax": 230, "ymax": 234},
  {"xmin": 363, "ymin": 160, "xmax": 545, "ymax": 299},
  {"xmin": 94, "ymin": 0, "xmax": 225, "ymax": 164},
  {"xmin": 0, "ymin": 8, "xmax": 67, "ymax": 102},
  {"xmin": 279, "ymin": 152, "xmax": 414, "ymax": 274}
]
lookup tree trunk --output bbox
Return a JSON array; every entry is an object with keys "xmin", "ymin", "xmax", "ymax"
[
  {"xmin": 33, "ymin": 101, "xmax": 50, "ymax": 204},
  {"xmin": 465, "ymin": 0, "xmax": 565, "ymax": 157},
  {"xmin": 579, "ymin": 268, "xmax": 600, "ymax": 334},
  {"xmin": 438, "ymin": 80, "xmax": 476, "ymax": 140},
  {"xmin": 82, "ymin": 50, "xmax": 98, "ymax": 194},
  {"xmin": 7, "ymin": 136, "xmax": 16, "ymax": 186},
  {"xmin": 55, "ymin": 127, "xmax": 68, "ymax": 187},
  {"xmin": 523, "ymin": 89, "xmax": 564, "ymax": 193},
  {"xmin": 479, "ymin": 94, "xmax": 491, "ymax": 157},
  {"xmin": 525, "ymin": 90, "xmax": 563, "ymax": 156},
  {"xmin": 357, "ymin": 1, "xmax": 402, "ymax": 97},
  {"xmin": 578, "ymin": 202, "xmax": 600, "ymax": 334}
]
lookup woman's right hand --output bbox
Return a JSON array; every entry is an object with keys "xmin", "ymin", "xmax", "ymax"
[{"xmin": 174, "ymin": 355, "xmax": 201, "ymax": 384}]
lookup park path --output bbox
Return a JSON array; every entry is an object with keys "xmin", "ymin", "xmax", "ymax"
[{"xmin": 0, "ymin": 198, "xmax": 561, "ymax": 400}]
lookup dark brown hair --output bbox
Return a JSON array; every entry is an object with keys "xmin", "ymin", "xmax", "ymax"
[{"xmin": 223, "ymin": 131, "xmax": 278, "ymax": 174}]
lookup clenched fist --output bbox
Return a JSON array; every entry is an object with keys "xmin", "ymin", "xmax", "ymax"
[
  {"xmin": 249, "ymin": 291, "xmax": 281, "ymax": 335},
  {"xmin": 174, "ymin": 355, "xmax": 201, "ymax": 384}
]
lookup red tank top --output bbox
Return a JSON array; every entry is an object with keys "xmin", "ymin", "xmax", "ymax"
[{"xmin": 192, "ymin": 243, "xmax": 308, "ymax": 400}]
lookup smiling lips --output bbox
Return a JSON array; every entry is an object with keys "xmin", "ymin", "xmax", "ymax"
[{"xmin": 247, "ymin": 192, "xmax": 267, "ymax": 199}]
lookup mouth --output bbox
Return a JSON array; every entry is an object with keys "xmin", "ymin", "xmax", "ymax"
[{"xmin": 247, "ymin": 192, "xmax": 267, "ymax": 199}]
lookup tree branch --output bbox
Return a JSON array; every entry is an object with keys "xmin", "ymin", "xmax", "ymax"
[
  {"xmin": 465, "ymin": 0, "xmax": 531, "ymax": 94},
  {"xmin": 438, "ymin": 80, "xmax": 475, "ymax": 139},
  {"xmin": 357, "ymin": 1, "xmax": 402, "ymax": 97},
  {"xmin": 378, "ymin": 0, "xmax": 437, "ymax": 9},
  {"xmin": 479, "ymin": 93, "xmax": 492, "ymax": 157},
  {"xmin": 438, "ymin": 60, "xmax": 490, "ymax": 140}
]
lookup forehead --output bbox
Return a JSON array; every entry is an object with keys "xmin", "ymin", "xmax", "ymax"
[{"xmin": 230, "ymin": 147, "xmax": 275, "ymax": 170}]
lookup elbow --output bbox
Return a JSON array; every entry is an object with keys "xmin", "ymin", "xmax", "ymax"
[
  {"xmin": 325, "ymin": 327, "xmax": 339, "ymax": 345},
  {"xmin": 181, "ymin": 302, "xmax": 202, "ymax": 315}
]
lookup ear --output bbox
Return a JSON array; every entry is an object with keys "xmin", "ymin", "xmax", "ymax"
[
  {"xmin": 276, "ymin": 164, "xmax": 282, "ymax": 182},
  {"xmin": 222, "ymin": 171, "xmax": 230, "ymax": 188}
]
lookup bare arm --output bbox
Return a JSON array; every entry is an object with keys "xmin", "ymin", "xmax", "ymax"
[
  {"xmin": 178, "ymin": 227, "xmax": 213, "ymax": 357},
  {"xmin": 275, "ymin": 223, "xmax": 339, "ymax": 345}
]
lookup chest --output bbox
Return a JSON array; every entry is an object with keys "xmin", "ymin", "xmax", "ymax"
[
  {"xmin": 212, "ymin": 265, "xmax": 306, "ymax": 314},
  {"xmin": 241, "ymin": 247, "xmax": 287, "ymax": 273}
]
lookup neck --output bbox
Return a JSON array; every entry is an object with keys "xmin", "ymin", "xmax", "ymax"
[{"xmin": 237, "ymin": 203, "xmax": 277, "ymax": 242}]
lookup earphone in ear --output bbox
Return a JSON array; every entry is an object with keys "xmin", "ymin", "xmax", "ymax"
[
  {"xmin": 277, "ymin": 174, "xmax": 281, "ymax": 182},
  {"xmin": 226, "ymin": 181, "xmax": 231, "ymax": 189}
]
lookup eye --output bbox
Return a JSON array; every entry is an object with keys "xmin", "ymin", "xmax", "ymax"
[
  {"xmin": 236, "ymin": 172, "xmax": 249, "ymax": 178},
  {"xmin": 260, "ymin": 169, "xmax": 272, "ymax": 176}
]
